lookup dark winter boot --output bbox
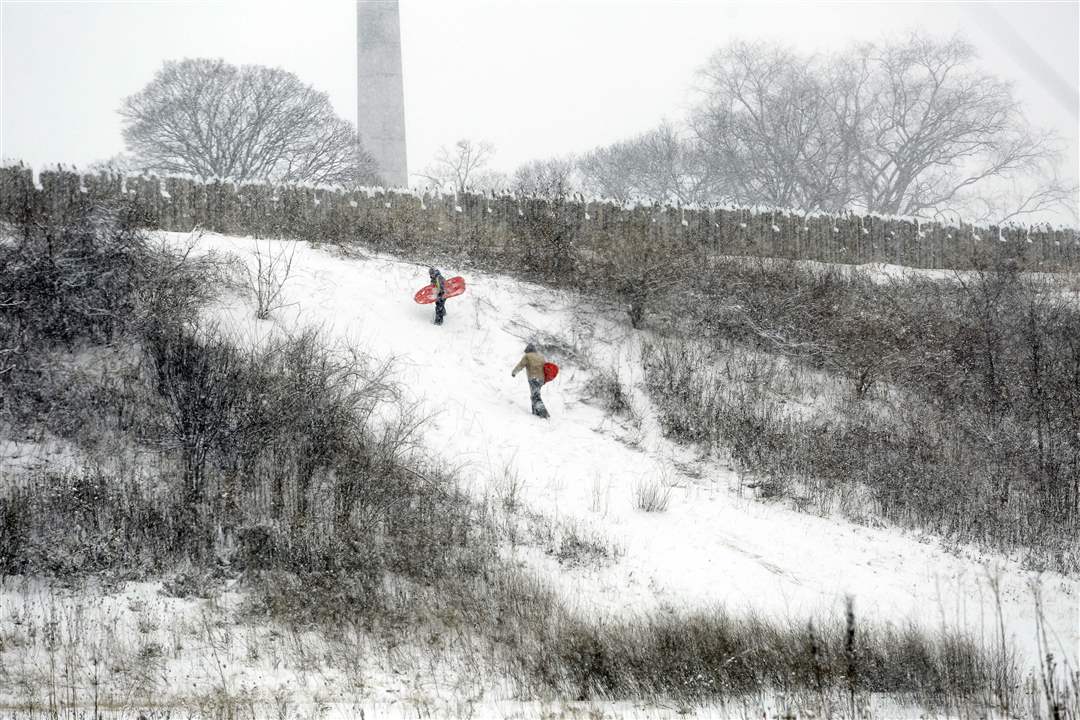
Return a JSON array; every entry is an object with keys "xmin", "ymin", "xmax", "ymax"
[{"xmin": 529, "ymin": 379, "xmax": 550, "ymax": 418}]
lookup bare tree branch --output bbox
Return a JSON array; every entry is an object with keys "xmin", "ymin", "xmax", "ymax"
[
  {"xmin": 415, "ymin": 139, "xmax": 497, "ymax": 194},
  {"xmin": 565, "ymin": 33, "xmax": 1072, "ymax": 225},
  {"xmin": 578, "ymin": 122, "xmax": 715, "ymax": 206},
  {"xmin": 830, "ymin": 33, "xmax": 1064, "ymax": 218},
  {"xmin": 512, "ymin": 156, "xmax": 579, "ymax": 199},
  {"xmin": 690, "ymin": 41, "xmax": 850, "ymax": 211},
  {"xmin": 120, "ymin": 58, "xmax": 380, "ymax": 187}
]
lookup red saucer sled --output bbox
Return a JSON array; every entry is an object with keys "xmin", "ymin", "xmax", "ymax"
[
  {"xmin": 543, "ymin": 362, "xmax": 558, "ymax": 383},
  {"xmin": 414, "ymin": 276, "xmax": 466, "ymax": 304}
]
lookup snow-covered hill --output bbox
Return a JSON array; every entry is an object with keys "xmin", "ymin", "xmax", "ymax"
[{"xmin": 182, "ymin": 231, "xmax": 1078, "ymax": 673}]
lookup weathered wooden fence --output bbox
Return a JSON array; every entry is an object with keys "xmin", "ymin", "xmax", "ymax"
[{"xmin": 3, "ymin": 165, "xmax": 1077, "ymax": 271}]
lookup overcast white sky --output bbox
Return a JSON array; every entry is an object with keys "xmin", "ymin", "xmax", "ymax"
[{"xmin": 1, "ymin": 0, "xmax": 1077, "ymax": 218}]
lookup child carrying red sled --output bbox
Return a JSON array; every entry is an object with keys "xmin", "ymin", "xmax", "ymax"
[
  {"xmin": 511, "ymin": 343, "xmax": 550, "ymax": 419},
  {"xmin": 428, "ymin": 267, "xmax": 447, "ymax": 325}
]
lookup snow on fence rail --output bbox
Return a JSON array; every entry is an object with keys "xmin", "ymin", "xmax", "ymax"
[{"xmin": 2, "ymin": 165, "xmax": 1078, "ymax": 271}]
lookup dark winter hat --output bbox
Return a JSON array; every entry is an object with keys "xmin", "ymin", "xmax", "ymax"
[
  {"xmin": 524, "ymin": 343, "xmax": 536, "ymax": 353},
  {"xmin": 428, "ymin": 267, "xmax": 437, "ymax": 276}
]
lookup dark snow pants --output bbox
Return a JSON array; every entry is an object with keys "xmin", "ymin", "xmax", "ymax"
[
  {"xmin": 434, "ymin": 297, "xmax": 445, "ymax": 325},
  {"xmin": 529, "ymin": 378, "xmax": 549, "ymax": 418}
]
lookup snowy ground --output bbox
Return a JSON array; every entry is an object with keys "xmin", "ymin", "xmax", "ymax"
[
  {"xmin": 3, "ymin": 230, "xmax": 1076, "ymax": 716},
  {"xmin": 169, "ymin": 232, "xmax": 1077, "ymax": 673}
]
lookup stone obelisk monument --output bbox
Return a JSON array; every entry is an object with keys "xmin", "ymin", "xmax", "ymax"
[{"xmin": 356, "ymin": 0, "xmax": 408, "ymax": 187}]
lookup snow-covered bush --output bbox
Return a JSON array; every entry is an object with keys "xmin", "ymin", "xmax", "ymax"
[
  {"xmin": 632, "ymin": 477, "xmax": 672, "ymax": 512},
  {"xmin": 242, "ymin": 239, "xmax": 296, "ymax": 320},
  {"xmin": 642, "ymin": 256, "xmax": 1080, "ymax": 570}
]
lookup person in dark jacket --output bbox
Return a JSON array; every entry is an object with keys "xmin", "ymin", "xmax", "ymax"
[
  {"xmin": 511, "ymin": 343, "xmax": 549, "ymax": 418},
  {"xmin": 428, "ymin": 267, "xmax": 447, "ymax": 325}
]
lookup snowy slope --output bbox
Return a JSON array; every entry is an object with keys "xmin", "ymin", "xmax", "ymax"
[{"xmin": 175, "ymin": 232, "xmax": 1079, "ymax": 672}]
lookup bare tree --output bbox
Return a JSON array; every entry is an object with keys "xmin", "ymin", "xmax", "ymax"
[
  {"xmin": 120, "ymin": 58, "xmax": 379, "ymax": 186},
  {"xmin": 242, "ymin": 240, "xmax": 297, "ymax": 320},
  {"xmin": 577, "ymin": 34, "xmax": 1073, "ymax": 222},
  {"xmin": 414, "ymin": 139, "xmax": 498, "ymax": 193},
  {"xmin": 576, "ymin": 141, "xmax": 638, "ymax": 204},
  {"xmin": 512, "ymin": 156, "xmax": 580, "ymax": 199},
  {"xmin": 592, "ymin": 221, "xmax": 697, "ymax": 329},
  {"xmin": 830, "ymin": 34, "xmax": 1064, "ymax": 218},
  {"xmin": 691, "ymin": 42, "xmax": 850, "ymax": 211},
  {"xmin": 964, "ymin": 172, "xmax": 1079, "ymax": 226},
  {"xmin": 579, "ymin": 122, "xmax": 714, "ymax": 205},
  {"xmin": 626, "ymin": 122, "xmax": 715, "ymax": 205}
]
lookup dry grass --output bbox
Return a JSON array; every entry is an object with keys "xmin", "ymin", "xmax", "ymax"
[
  {"xmin": 632, "ymin": 477, "xmax": 672, "ymax": 513},
  {"xmin": 2, "ymin": 573, "xmax": 1073, "ymax": 718},
  {"xmin": 241, "ymin": 238, "xmax": 297, "ymax": 320},
  {"xmin": 639, "ymin": 254, "xmax": 1080, "ymax": 572},
  {"xmin": 0, "ymin": 191, "xmax": 1067, "ymax": 718}
]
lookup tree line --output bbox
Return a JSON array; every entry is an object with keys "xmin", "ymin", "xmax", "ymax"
[
  {"xmin": 92, "ymin": 34, "xmax": 1077, "ymax": 229},
  {"xmin": 434, "ymin": 34, "xmax": 1076, "ymax": 228}
]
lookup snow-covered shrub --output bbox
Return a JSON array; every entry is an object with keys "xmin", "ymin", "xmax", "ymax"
[
  {"xmin": 587, "ymin": 365, "xmax": 636, "ymax": 420},
  {"xmin": 0, "ymin": 198, "xmax": 207, "ymax": 355},
  {"xmin": 576, "ymin": 220, "xmax": 698, "ymax": 329},
  {"xmin": 551, "ymin": 521, "xmax": 619, "ymax": 567},
  {"xmin": 242, "ymin": 239, "xmax": 296, "ymax": 320},
  {"xmin": 512, "ymin": 597, "xmax": 1013, "ymax": 706},
  {"xmin": 514, "ymin": 197, "xmax": 579, "ymax": 280},
  {"xmin": 143, "ymin": 321, "xmax": 248, "ymax": 511},
  {"xmin": 0, "ymin": 202, "xmax": 217, "ymax": 455},
  {"xmin": 642, "ymin": 255, "xmax": 1080, "ymax": 570},
  {"xmin": 0, "ymin": 469, "xmax": 207, "ymax": 577},
  {"xmin": 160, "ymin": 564, "xmax": 225, "ymax": 599},
  {"xmin": 494, "ymin": 460, "xmax": 527, "ymax": 512},
  {"xmin": 632, "ymin": 477, "xmax": 672, "ymax": 513}
]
